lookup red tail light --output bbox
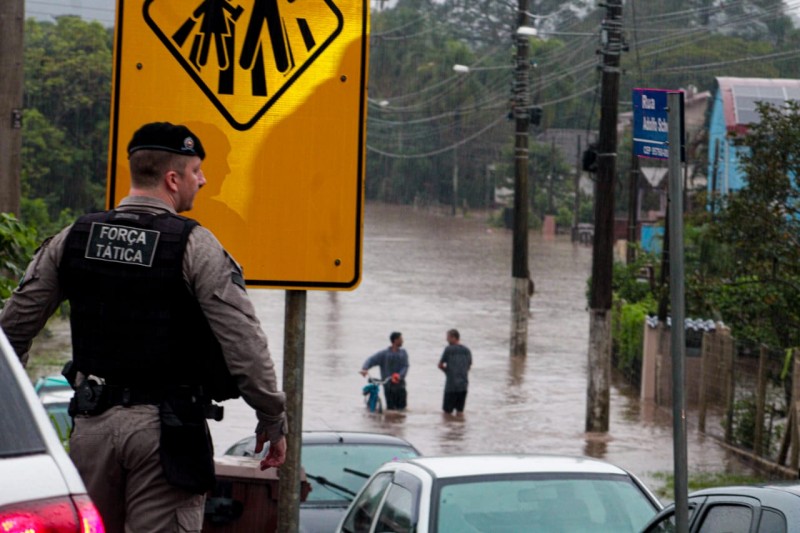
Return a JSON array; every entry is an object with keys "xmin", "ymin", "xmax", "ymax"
[{"xmin": 0, "ymin": 495, "xmax": 105, "ymax": 533}]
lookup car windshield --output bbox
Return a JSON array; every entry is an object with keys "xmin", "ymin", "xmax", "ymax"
[
  {"xmin": 434, "ymin": 473, "xmax": 658, "ymax": 533},
  {"xmin": 304, "ymin": 444, "xmax": 418, "ymax": 503}
]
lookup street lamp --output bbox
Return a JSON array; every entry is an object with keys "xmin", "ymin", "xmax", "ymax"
[
  {"xmin": 517, "ymin": 25, "xmax": 595, "ymax": 38},
  {"xmin": 452, "ymin": 64, "xmax": 511, "ymax": 73}
]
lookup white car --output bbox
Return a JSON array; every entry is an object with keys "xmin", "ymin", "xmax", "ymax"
[
  {"xmin": 0, "ymin": 328, "xmax": 105, "ymax": 531},
  {"xmin": 336, "ymin": 454, "xmax": 662, "ymax": 533}
]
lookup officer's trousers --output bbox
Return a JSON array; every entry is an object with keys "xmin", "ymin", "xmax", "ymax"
[{"xmin": 69, "ymin": 404, "xmax": 205, "ymax": 533}]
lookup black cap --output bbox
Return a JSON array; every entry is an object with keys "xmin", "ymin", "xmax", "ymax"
[{"xmin": 127, "ymin": 122, "xmax": 205, "ymax": 159}]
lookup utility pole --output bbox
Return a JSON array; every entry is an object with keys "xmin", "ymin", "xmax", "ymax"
[
  {"xmin": 510, "ymin": 0, "xmax": 531, "ymax": 358},
  {"xmin": 586, "ymin": 0, "xmax": 623, "ymax": 432},
  {"xmin": 626, "ymin": 154, "xmax": 640, "ymax": 264},
  {"xmin": 452, "ymin": 112, "xmax": 460, "ymax": 217},
  {"xmin": 572, "ymin": 135, "xmax": 582, "ymax": 242},
  {"xmin": 0, "ymin": 0, "xmax": 24, "ymax": 215}
]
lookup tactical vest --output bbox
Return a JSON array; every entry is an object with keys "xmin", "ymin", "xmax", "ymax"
[{"xmin": 59, "ymin": 210, "xmax": 239, "ymax": 401}]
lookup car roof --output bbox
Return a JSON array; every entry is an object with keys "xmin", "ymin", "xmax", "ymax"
[
  {"xmin": 399, "ymin": 454, "xmax": 632, "ymax": 479},
  {"xmin": 692, "ymin": 484, "xmax": 800, "ymax": 499},
  {"xmin": 301, "ymin": 431, "xmax": 418, "ymax": 448},
  {"xmin": 229, "ymin": 431, "xmax": 419, "ymax": 451}
]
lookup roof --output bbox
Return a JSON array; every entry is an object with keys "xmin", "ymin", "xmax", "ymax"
[
  {"xmin": 716, "ymin": 77, "xmax": 800, "ymax": 135},
  {"xmin": 301, "ymin": 431, "xmax": 417, "ymax": 448},
  {"xmin": 404, "ymin": 454, "xmax": 630, "ymax": 479}
]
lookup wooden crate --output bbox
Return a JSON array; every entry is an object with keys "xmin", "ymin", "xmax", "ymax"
[{"xmin": 203, "ymin": 455, "xmax": 308, "ymax": 533}]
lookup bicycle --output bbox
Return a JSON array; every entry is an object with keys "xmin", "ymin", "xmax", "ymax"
[{"xmin": 362, "ymin": 375, "xmax": 388, "ymax": 413}]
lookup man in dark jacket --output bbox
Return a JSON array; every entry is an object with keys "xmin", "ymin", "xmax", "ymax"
[
  {"xmin": 360, "ymin": 331, "xmax": 409, "ymax": 410},
  {"xmin": 438, "ymin": 329, "xmax": 472, "ymax": 415}
]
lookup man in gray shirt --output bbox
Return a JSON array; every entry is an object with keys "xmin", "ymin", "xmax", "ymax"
[{"xmin": 438, "ymin": 329, "xmax": 472, "ymax": 415}]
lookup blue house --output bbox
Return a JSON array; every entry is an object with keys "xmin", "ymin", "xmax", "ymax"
[{"xmin": 707, "ymin": 77, "xmax": 800, "ymax": 198}]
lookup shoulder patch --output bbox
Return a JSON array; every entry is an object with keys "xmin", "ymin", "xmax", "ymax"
[{"xmin": 85, "ymin": 222, "xmax": 160, "ymax": 267}]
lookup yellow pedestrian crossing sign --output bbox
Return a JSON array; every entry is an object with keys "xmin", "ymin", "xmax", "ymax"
[
  {"xmin": 144, "ymin": 0, "xmax": 344, "ymax": 130},
  {"xmin": 107, "ymin": 0, "xmax": 369, "ymax": 289}
]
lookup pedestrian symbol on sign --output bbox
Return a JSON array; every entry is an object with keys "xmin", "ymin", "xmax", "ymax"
[{"xmin": 144, "ymin": 0, "xmax": 344, "ymax": 130}]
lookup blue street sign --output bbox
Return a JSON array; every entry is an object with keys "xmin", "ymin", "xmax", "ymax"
[{"xmin": 633, "ymin": 88, "xmax": 685, "ymax": 161}]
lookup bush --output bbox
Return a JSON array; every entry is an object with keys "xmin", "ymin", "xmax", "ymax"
[
  {"xmin": 0, "ymin": 213, "xmax": 37, "ymax": 305},
  {"xmin": 613, "ymin": 297, "xmax": 655, "ymax": 384}
]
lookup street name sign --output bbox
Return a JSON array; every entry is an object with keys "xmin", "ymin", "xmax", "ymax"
[
  {"xmin": 632, "ymin": 88, "xmax": 685, "ymax": 162},
  {"xmin": 107, "ymin": 0, "xmax": 370, "ymax": 289}
]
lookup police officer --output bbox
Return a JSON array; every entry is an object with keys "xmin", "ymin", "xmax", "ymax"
[{"xmin": 0, "ymin": 122, "xmax": 287, "ymax": 532}]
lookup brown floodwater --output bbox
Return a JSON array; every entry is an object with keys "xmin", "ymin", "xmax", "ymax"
[{"xmin": 208, "ymin": 202, "xmax": 750, "ymax": 492}]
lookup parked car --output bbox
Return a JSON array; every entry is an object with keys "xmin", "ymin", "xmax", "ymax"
[
  {"xmin": 39, "ymin": 388, "xmax": 73, "ymax": 448},
  {"xmin": 225, "ymin": 431, "xmax": 421, "ymax": 533},
  {"xmin": 641, "ymin": 483, "xmax": 800, "ymax": 532},
  {"xmin": 0, "ymin": 328, "xmax": 104, "ymax": 531},
  {"xmin": 336, "ymin": 454, "xmax": 663, "ymax": 533},
  {"xmin": 33, "ymin": 373, "xmax": 71, "ymax": 396}
]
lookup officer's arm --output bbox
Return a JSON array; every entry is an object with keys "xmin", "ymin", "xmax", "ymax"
[
  {"xmin": 184, "ymin": 226, "xmax": 287, "ymax": 444},
  {"xmin": 0, "ymin": 228, "xmax": 69, "ymax": 365}
]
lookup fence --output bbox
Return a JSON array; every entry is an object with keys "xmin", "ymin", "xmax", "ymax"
[{"xmin": 642, "ymin": 320, "xmax": 799, "ymax": 478}]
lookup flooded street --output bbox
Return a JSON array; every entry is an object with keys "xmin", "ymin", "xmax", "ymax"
[{"xmin": 209, "ymin": 202, "xmax": 747, "ymax": 491}]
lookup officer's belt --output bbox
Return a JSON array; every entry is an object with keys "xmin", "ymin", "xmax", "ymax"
[{"xmin": 104, "ymin": 385, "xmax": 167, "ymax": 407}]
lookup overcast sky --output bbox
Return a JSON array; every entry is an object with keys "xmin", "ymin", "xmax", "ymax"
[{"xmin": 23, "ymin": 0, "xmax": 800, "ymax": 30}]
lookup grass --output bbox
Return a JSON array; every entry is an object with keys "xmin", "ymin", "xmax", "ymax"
[{"xmin": 650, "ymin": 471, "xmax": 771, "ymax": 500}]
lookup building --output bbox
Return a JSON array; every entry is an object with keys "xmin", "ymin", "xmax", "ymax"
[{"xmin": 707, "ymin": 77, "xmax": 800, "ymax": 199}]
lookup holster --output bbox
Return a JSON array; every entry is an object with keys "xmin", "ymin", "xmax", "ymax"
[
  {"xmin": 68, "ymin": 380, "xmax": 109, "ymax": 417},
  {"xmin": 159, "ymin": 396, "xmax": 216, "ymax": 494}
]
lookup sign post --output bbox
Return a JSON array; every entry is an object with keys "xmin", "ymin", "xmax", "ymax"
[{"xmin": 633, "ymin": 88, "xmax": 688, "ymax": 533}]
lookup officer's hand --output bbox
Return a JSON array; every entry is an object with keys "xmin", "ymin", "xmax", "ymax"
[
  {"xmin": 359, "ymin": 369, "xmax": 368, "ymax": 377},
  {"xmin": 391, "ymin": 372, "xmax": 401, "ymax": 384},
  {"xmin": 260, "ymin": 436, "xmax": 287, "ymax": 470}
]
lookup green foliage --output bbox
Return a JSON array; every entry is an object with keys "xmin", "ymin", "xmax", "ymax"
[
  {"xmin": 613, "ymin": 297, "xmax": 656, "ymax": 382},
  {"xmin": 650, "ymin": 471, "xmax": 771, "ymax": 501},
  {"xmin": 725, "ymin": 395, "xmax": 781, "ymax": 458},
  {"xmin": 20, "ymin": 198, "xmax": 74, "ymax": 239},
  {"xmin": 707, "ymin": 101, "xmax": 800, "ymax": 349},
  {"xmin": 23, "ymin": 17, "xmax": 112, "ymax": 222},
  {"xmin": 555, "ymin": 206, "xmax": 573, "ymax": 228},
  {"xmin": 0, "ymin": 214, "xmax": 38, "ymax": 304}
]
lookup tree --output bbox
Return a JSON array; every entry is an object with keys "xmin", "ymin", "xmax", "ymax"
[
  {"xmin": 22, "ymin": 17, "xmax": 112, "ymax": 221},
  {"xmin": 710, "ymin": 101, "xmax": 800, "ymax": 348}
]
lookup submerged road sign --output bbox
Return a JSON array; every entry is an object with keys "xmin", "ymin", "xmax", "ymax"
[
  {"xmin": 632, "ymin": 88, "xmax": 685, "ymax": 162},
  {"xmin": 108, "ymin": 0, "xmax": 370, "ymax": 289}
]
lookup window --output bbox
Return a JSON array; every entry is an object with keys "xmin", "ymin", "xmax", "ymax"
[
  {"xmin": 341, "ymin": 473, "xmax": 392, "ymax": 533},
  {"xmin": 758, "ymin": 508, "xmax": 786, "ymax": 533},
  {"xmin": 642, "ymin": 505, "xmax": 699, "ymax": 533},
  {"xmin": 0, "ymin": 350, "xmax": 46, "ymax": 457},
  {"xmin": 375, "ymin": 484, "xmax": 415, "ymax": 533},
  {"xmin": 698, "ymin": 504, "xmax": 752, "ymax": 533},
  {"xmin": 434, "ymin": 473, "xmax": 659, "ymax": 533},
  {"xmin": 302, "ymin": 444, "xmax": 418, "ymax": 502}
]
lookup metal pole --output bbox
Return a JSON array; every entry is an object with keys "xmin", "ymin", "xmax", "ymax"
[
  {"xmin": 452, "ymin": 146, "xmax": 458, "ymax": 216},
  {"xmin": 510, "ymin": 0, "xmax": 530, "ymax": 358},
  {"xmin": 277, "ymin": 290, "xmax": 306, "ymax": 533},
  {"xmin": 0, "ymin": 0, "xmax": 24, "ymax": 215},
  {"xmin": 667, "ymin": 91, "xmax": 689, "ymax": 533}
]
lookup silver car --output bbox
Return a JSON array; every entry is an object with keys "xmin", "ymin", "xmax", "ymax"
[
  {"xmin": 337, "ymin": 454, "xmax": 662, "ymax": 533},
  {"xmin": 0, "ymin": 328, "xmax": 104, "ymax": 531}
]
